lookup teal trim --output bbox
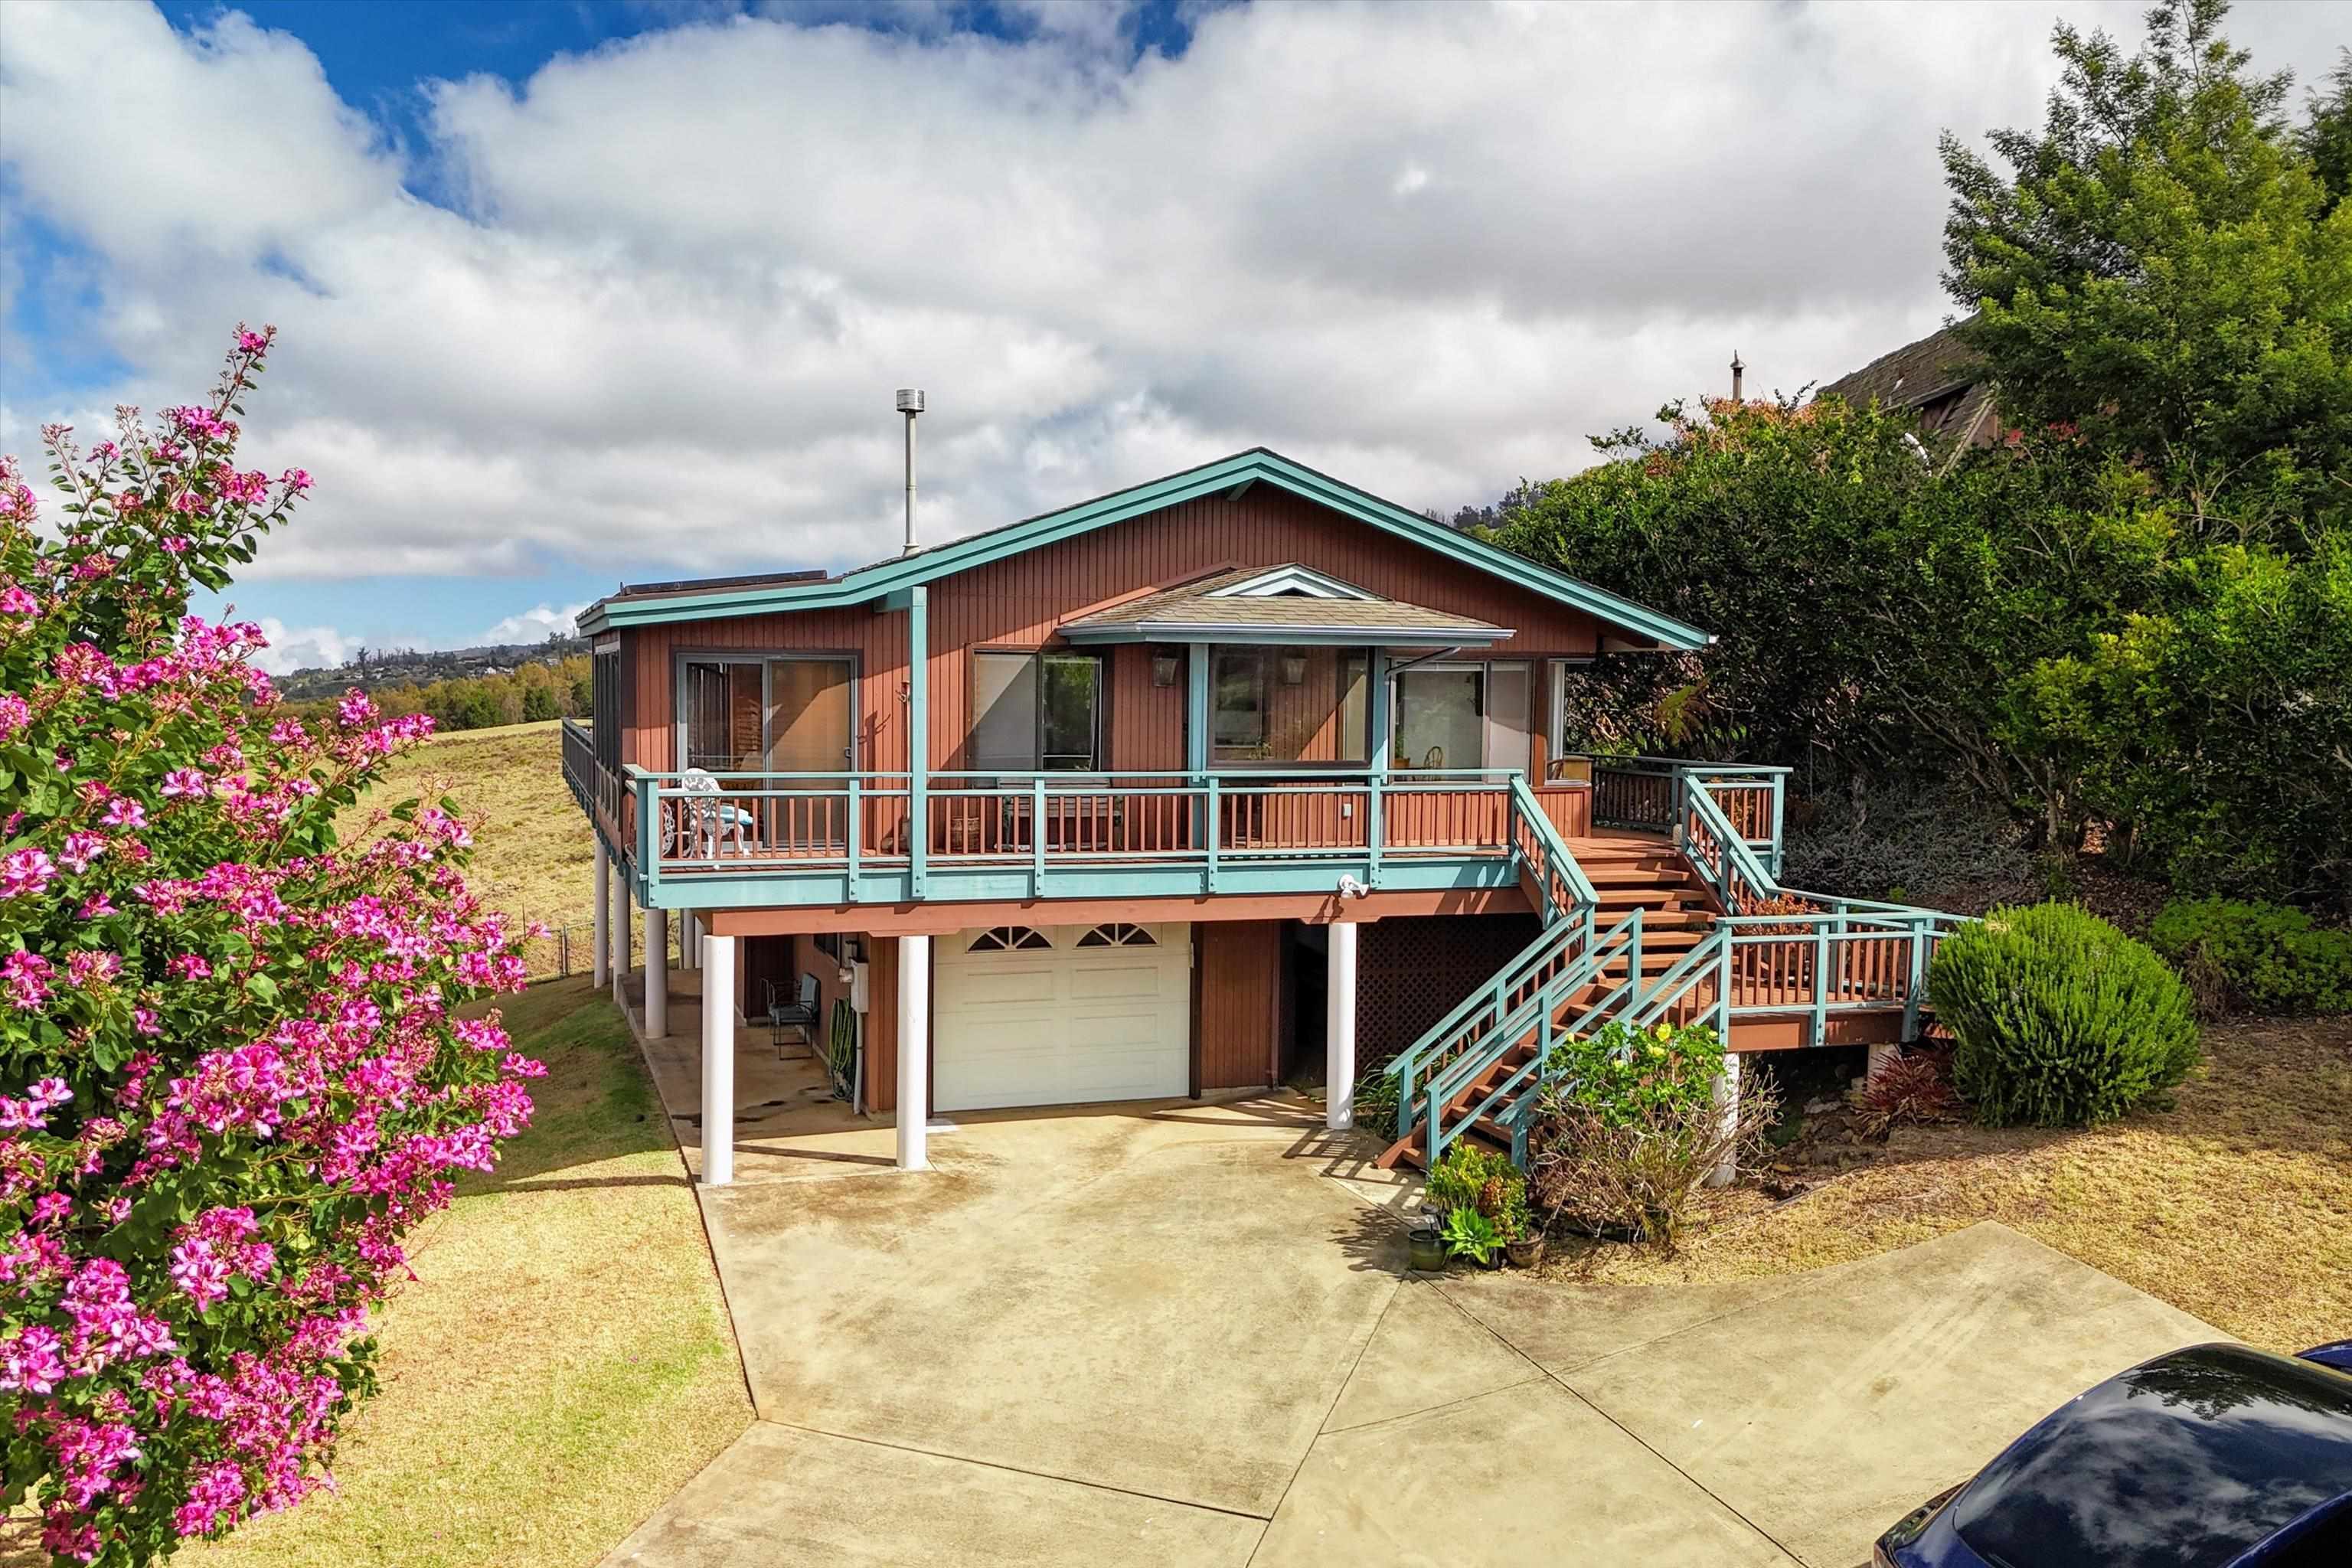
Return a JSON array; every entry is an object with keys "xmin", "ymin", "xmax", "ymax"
[
  {"xmin": 634, "ymin": 855, "xmax": 1517, "ymax": 912},
  {"xmin": 580, "ymin": 449, "xmax": 1713, "ymax": 652},
  {"xmin": 907, "ymin": 587, "xmax": 929, "ymax": 899},
  {"xmin": 1367, "ymin": 649, "xmax": 1390, "ymax": 886}
]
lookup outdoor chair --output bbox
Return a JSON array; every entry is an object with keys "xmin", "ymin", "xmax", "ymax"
[
  {"xmin": 765, "ymin": 972, "xmax": 820, "ymax": 1054},
  {"xmin": 671, "ymin": 766, "xmax": 755, "ymax": 859}
]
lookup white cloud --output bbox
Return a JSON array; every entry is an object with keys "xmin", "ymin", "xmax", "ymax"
[
  {"xmin": 249, "ymin": 618, "xmax": 356, "ymax": 676},
  {"xmin": 1, "ymin": 0, "xmax": 2341, "ymax": 603},
  {"xmin": 475, "ymin": 603, "xmax": 593, "ymax": 645}
]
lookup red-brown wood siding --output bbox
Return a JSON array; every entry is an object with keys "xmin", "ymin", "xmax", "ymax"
[
  {"xmin": 622, "ymin": 487, "xmax": 1601, "ymax": 780},
  {"xmin": 1198, "ymin": 920, "xmax": 1282, "ymax": 1090},
  {"xmin": 865, "ymin": 936, "xmax": 901, "ymax": 1116}
]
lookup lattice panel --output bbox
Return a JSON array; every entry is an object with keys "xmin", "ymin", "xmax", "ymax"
[{"xmin": 1356, "ymin": 912, "xmax": 1541, "ymax": 1067}]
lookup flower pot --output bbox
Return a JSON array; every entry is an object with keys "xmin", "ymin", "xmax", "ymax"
[
  {"xmin": 1505, "ymin": 1236, "xmax": 1547, "ymax": 1270},
  {"xmin": 1406, "ymin": 1227, "xmax": 1449, "ymax": 1273}
]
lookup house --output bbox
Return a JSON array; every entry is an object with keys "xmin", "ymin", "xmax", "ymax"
[
  {"xmin": 1818, "ymin": 321, "xmax": 2001, "ymax": 450},
  {"xmin": 562, "ymin": 446, "xmax": 1958, "ymax": 1184}
]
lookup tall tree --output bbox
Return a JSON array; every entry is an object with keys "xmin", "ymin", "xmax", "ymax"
[{"xmin": 1941, "ymin": 0, "xmax": 2352, "ymax": 544}]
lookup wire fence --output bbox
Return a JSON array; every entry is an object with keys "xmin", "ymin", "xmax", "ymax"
[{"xmin": 515, "ymin": 918, "xmax": 687, "ymax": 984}]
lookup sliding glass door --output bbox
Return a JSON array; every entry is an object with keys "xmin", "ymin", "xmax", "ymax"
[{"xmin": 677, "ymin": 656, "xmax": 855, "ymax": 854}]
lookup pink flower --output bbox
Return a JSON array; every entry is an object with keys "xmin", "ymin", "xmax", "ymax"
[
  {"xmin": 159, "ymin": 768, "xmax": 210, "ymax": 800},
  {"xmin": 2, "ymin": 951, "xmax": 54, "ymax": 1011},
  {"xmin": 0, "ymin": 584, "xmax": 38, "ymax": 616},
  {"xmin": 102, "ymin": 798, "xmax": 147, "ymax": 830},
  {"xmin": 1, "ymin": 848, "xmax": 55, "ymax": 899},
  {"xmin": 0, "ymin": 691, "xmax": 28, "ymax": 740},
  {"xmin": 58, "ymin": 832, "xmax": 106, "ymax": 874},
  {"xmin": 1, "ymin": 1324, "xmax": 67, "ymax": 1394}
]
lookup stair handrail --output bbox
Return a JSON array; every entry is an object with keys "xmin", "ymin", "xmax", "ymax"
[
  {"xmin": 1416, "ymin": 909, "xmax": 1645, "ymax": 1165},
  {"xmin": 1680, "ymin": 777, "xmax": 1779, "ymax": 916},
  {"xmin": 1508, "ymin": 773, "xmax": 1599, "ymax": 922}
]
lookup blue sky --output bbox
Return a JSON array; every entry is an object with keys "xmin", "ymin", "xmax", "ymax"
[{"xmin": 5, "ymin": 0, "xmax": 2342, "ymax": 671}]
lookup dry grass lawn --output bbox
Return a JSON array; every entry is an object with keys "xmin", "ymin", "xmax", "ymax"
[
  {"xmin": 181, "ymin": 977, "xmax": 752, "ymax": 1568},
  {"xmin": 1553, "ymin": 1016, "xmax": 2352, "ymax": 1354},
  {"xmin": 357, "ymin": 720, "xmax": 628, "ymax": 978}
]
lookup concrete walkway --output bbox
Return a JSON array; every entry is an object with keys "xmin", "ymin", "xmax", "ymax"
[{"xmin": 600, "ymin": 1089, "xmax": 2216, "ymax": 1568}]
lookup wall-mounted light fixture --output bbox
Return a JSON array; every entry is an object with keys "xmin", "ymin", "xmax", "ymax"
[
  {"xmin": 1279, "ymin": 653, "xmax": 1308, "ymax": 686},
  {"xmin": 1151, "ymin": 651, "xmax": 1181, "ymax": 688}
]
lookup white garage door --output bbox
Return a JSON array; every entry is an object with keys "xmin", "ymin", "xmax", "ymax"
[{"xmin": 933, "ymin": 922, "xmax": 1193, "ymax": 1112}]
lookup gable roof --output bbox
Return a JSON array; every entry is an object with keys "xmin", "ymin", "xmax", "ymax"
[
  {"xmin": 1060, "ymin": 564, "xmax": 1511, "ymax": 645},
  {"xmin": 1818, "ymin": 321, "xmax": 2000, "ymax": 446},
  {"xmin": 578, "ymin": 446, "xmax": 1713, "ymax": 650}
]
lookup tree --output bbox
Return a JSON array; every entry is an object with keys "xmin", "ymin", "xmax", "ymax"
[
  {"xmin": 1941, "ymin": 0, "xmax": 2352, "ymax": 544},
  {"xmin": 0, "ymin": 329, "xmax": 539, "ymax": 1565}
]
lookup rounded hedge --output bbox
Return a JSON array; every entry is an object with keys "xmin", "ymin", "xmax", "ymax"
[{"xmin": 1928, "ymin": 903, "xmax": 2200, "ymax": 1127}]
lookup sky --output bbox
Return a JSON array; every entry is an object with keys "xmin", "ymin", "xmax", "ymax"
[{"xmin": 2, "ymin": 0, "xmax": 2344, "ymax": 675}]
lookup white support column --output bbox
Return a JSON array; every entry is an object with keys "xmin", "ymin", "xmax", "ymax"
[
  {"xmin": 1866, "ymin": 1044, "xmax": 1899, "ymax": 1083},
  {"xmin": 897, "ymin": 934, "xmax": 931, "ymax": 1171},
  {"xmin": 1326, "ymin": 920, "xmax": 1358, "ymax": 1131},
  {"xmin": 646, "ymin": 908, "xmax": 669, "ymax": 1039},
  {"xmin": 591, "ymin": 841, "xmax": 611, "ymax": 990},
  {"xmin": 1708, "ymin": 1052, "xmax": 1743, "ymax": 1187},
  {"xmin": 700, "ymin": 934, "xmax": 736, "ymax": 1186},
  {"xmin": 612, "ymin": 874, "xmax": 632, "ymax": 1008}
]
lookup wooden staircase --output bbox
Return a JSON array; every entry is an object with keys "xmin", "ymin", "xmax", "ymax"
[{"xmin": 1376, "ymin": 836, "xmax": 1717, "ymax": 1171}]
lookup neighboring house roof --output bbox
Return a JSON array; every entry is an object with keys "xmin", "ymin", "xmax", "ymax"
[
  {"xmin": 1818, "ymin": 321, "xmax": 2000, "ymax": 447},
  {"xmin": 1059, "ymin": 564, "xmax": 1511, "ymax": 646},
  {"xmin": 577, "ymin": 446, "xmax": 1713, "ymax": 650}
]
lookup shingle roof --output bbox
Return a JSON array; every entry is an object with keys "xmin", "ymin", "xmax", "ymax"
[
  {"xmin": 1060, "ymin": 565, "xmax": 1509, "ymax": 643},
  {"xmin": 1818, "ymin": 321, "xmax": 1999, "ymax": 445}
]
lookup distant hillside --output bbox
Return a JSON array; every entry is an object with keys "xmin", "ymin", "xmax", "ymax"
[{"xmin": 275, "ymin": 633, "xmax": 588, "ymax": 701}]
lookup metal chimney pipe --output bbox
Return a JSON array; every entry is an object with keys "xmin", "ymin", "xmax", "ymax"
[
  {"xmin": 896, "ymin": 388, "xmax": 925, "ymax": 554},
  {"xmin": 1730, "ymin": 351, "xmax": 1744, "ymax": 403}
]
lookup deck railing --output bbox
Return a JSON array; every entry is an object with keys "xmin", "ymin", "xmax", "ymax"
[
  {"xmin": 609, "ymin": 766, "xmax": 1540, "ymax": 900},
  {"xmin": 1581, "ymin": 755, "xmax": 1787, "ymax": 875}
]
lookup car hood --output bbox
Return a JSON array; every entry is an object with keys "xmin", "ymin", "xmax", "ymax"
[{"xmin": 1948, "ymin": 1342, "xmax": 2352, "ymax": 1568}]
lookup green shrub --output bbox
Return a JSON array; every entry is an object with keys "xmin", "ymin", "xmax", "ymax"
[
  {"xmin": 1423, "ymin": 1142, "xmax": 1524, "ymax": 1238},
  {"xmin": 2148, "ymin": 897, "xmax": 2352, "ymax": 1015},
  {"xmin": 1929, "ymin": 903, "xmax": 2200, "ymax": 1126},
  {"xmin": 1543, "ymin": 1019, "xmax": 1724, "ymax": 1125}
]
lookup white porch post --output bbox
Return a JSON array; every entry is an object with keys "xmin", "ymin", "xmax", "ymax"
[
  {"xmin": 590, "ymin": 840, "xmax": 610, "ymax": 989},
  {"xmin": 700, "ymin": 933, "xmax": 736, "ymax": 1186},
  {"xmin": 609, "ymin": 861, "xmax": 630, "ymax": 1006},
  {"xmin": 897, "ymin": 934, "xmax": 931, "ymax": 1171},
  {"xmin": 1708, "ymin": 1052, "xmax": 1743, "ymax": 1187},
  {"xmin": 1866, "ymin": 1044, "xmax": 1899, "ymax": 1083},
  {"xmin": 1326, "ymin": 919, "xmax": 1358, "ymax": 1130},
  {"xmin": 646, "ymin": 908, "xmax": 669, "ymax": 1038}
]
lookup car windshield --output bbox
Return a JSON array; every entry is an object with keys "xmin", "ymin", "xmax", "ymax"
[{"xmin": 1951, "ymin": 1344, "xmax": 2352, "ymax": 1568}]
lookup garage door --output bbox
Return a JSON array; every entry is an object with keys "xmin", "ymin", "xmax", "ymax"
[{"xmin": 933, "ymin": 922, "xmax": 1193, "ymax": 1112}]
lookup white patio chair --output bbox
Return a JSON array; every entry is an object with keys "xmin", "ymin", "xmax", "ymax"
[{"xmin": 671, "ymin": 767, "xmax": 754, "ymax": 859}]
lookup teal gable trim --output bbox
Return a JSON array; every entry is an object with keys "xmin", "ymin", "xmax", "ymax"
[{"xmin": 580, "ymin": 449, "xmax": 1713, "ymax": 652}]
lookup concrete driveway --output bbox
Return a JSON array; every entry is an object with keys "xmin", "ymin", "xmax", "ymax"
[{"xmin": 602, "ymin": 1095, "xmax": 2216, "ymax": 1568}]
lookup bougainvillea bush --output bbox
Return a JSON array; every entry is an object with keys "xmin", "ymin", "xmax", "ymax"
[{"xmin": 0, "ymin": 329, "xmax": 538, "ymax": 1566}]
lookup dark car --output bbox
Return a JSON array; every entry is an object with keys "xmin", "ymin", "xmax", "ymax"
[{"xmin": 1877, "ymin": 1341, "xmax": 2352, "ymax": 1568}]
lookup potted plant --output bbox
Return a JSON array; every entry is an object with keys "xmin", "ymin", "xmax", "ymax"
[
  {"xmin": 1501, "ymin": 1184, "xmax": 1547, "ymax": 1269},
  {"xmin": 1406, "ymin": 1215, "xmax": 1448, "ymax": 1272},
  {"xmin": 1439, "ymin": 1206, "xmax": 1504, "ymax": 1268}
]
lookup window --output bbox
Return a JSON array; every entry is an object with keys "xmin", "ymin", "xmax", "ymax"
[
  {"xmin": 1076, "ymin": 923, "xmax": 1156, "ymax": 948},
  {"xmin": 681, "ymin": 659, "xmax": 762, "ymax": 773},
  {"xmin": 1393, "ymin": 661, "xmax": 1532, "ymax": 772},
  {"xmin": 973, "ymin": 652, "xmax": 1099, "ymax": 773},
  {"xmin": 966, "ymin": 926, "xmax": 1053, "ymax": 952},
  {"xmin": 1210, "ymin": 645, "xmax": 1370, "ymax": 765},
  {"xmin": 591, "ymin": 648, "xmax": 622, "ymax": 776}
]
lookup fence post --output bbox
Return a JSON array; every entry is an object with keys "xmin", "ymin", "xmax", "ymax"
[{"xmin": 558, "ymin": 929, "xmax": 570, "ymax": 978}]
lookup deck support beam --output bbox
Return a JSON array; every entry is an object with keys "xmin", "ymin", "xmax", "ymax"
[
  {"xmin": 897, "ymin": 934, "xmax": 932, "ymax": 1171},
  {"xmin": 1326, "ymin": 919, "xmax": 1358, "ymax": 1130},
  {"xmin": 591, "ymin": 840, "xmax": 611, "ymax": 989},
  {"xmin": 699, "ymin": 934, "xmax": 735, "ymax": 1186},
  {"xmin": 646, "ymin": 908, "xmax": 669, "ymax": 1038}
]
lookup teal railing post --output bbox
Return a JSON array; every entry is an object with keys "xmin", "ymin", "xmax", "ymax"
[
  {"xmin": 846, "ymin": 775, "xmax": 861, "ymax": 899},
  {"xmin": 1811, "ymin": 918, "xmax": 1833, "ymax": 1048},
  {"xmin": 1204, "ymin": 774, "xmax": 1222, "ymax": 893},
  {"xmin": 1367, "ymin": 648, "xmax": 1390, "ymax": 889},
  {"xmin": 632, "ymin": 771, "xmax": 656, "ymax": 905},
  {"xmin": 1716, "ymin": 927, "xmax": 1733, "ymax": 1038},
  {"xmin": 907, "ymin": 586, "xmax": 929, "ymax": 899},
  {"xmin": 1769, "ymin": 772, "xmax": 1787, "ymax": 879},
  {"xmin": 1628, "ymin": 904, "xmax": 1645, "ymax": 995},
  {"xmin": 1903, "ymin": 916, "xmax": 1928, "ymax": 1041},
  {"xmin": 1031, "ymin": 773, "xmax": 1047, "ymax": 898}
]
